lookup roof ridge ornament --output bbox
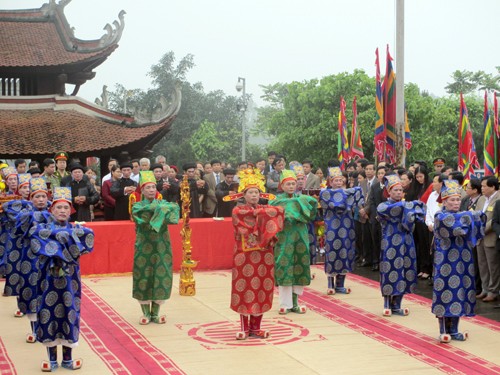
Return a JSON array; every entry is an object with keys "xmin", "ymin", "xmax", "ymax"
[
  {"xmin": 134, "ymin": 83, "xmax": 182, "ymax": 125},
  {"xmin": 99, "ymin": 10, "xmax": 126, "ymax": 48}
]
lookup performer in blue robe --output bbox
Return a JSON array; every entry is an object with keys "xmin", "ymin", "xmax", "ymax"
[
  {"xmin": 12, "ymin": 177, "xmax": 51, "ymax": 343},
  {"xmin": 319, "ymin": 167, "xmax": 364, "ymax": 295},
  {"xmin": 433, "ymin": 180, "xmax": 485, "ymax": 343},
  {"xmin": 1, "ymin": 173, "xmax": 33, "ymax": 302},
  {"xmin": 377, "ymin": 174, "xmax": 425, "ymax": 316},
  {"xmin": 30, "ymin": 187, "xmax": 94, "ymax": 371}
]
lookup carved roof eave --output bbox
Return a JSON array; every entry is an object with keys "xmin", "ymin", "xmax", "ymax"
[
  {"xmin": 133, "ymin": 84, "xmax": 182, "ymax": 126},
  {"xmin": 0, "ymin": 0, "xmax": 126, "ymax": 54},
  {"xmin": 45, "ymin": 0, "xmax": 126, "ymax": 53}
]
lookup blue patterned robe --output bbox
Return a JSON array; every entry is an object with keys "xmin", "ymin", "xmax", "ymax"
[
  {"xmin": 30, "ymin": 219, "xmax": 94, "ymax": 346},
  {"xmin": 320, "ymin": 187, "xmax": 364, "ymax": 274},
  {"xmin": 0, "ymin": 199, "xmax": 33, "ymax": 296},
  {"xmin": 13, "ymin": 208, "xmax": 52, "ymax": 314},
  {"xmin": 432, "ymin": 210, "xmax": 485, "ymax": 318},
  {"xmin": 377, "ymin": 199, "xmax": 426, "ymax": 296}
]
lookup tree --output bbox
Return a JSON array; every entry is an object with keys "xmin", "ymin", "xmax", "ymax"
[
  {"xmin": 256, "ymin": 71, "xmax": 486, "ymax": 169},
  {"xmin": 445, "ymin": 70, "xmax": 477, "ymax": 95},
  {"xmin": 108, "ymin": 51, "xmax": 247, "ymax": 167},
  {"xmin": 255, "ymin": 70, "xmax": 376, "ymax": 167},
  {"xmin": 445, "ymin": 69, "xmax": 500, "ymax": 95}
]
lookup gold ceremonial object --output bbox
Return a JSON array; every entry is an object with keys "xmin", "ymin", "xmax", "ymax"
[{"xmin": 179, "ymin": 173, "xmax": 198, "ymax": 296}]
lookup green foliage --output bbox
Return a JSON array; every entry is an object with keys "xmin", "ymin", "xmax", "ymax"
[
  {"xmin": 445, "ymin": 69, "xmax": 500, "ymax": 94},
  {"xmin": 256, "ymin": 71, "xmax": 487, "ymax": 169},
  {"xmin": 107, "ymin": 51, "xmax": 247, "ymax": 167},
  {"xmin": 107, "ymin": 51, "xmax": 492, "ymax": 171},
  {"xmin": 256, "ymin": 70, "xmax": 375, "ymax": 167}
]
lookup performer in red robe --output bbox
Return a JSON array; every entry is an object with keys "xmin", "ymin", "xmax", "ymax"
[{"xmin": 225, "ymin": 168, "xmax": 284, "ymax": 340}]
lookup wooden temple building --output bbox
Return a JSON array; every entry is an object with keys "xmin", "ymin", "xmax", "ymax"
[{"xmin": 0, "ymin": 0, "xmax": 180, "ymax": 167}]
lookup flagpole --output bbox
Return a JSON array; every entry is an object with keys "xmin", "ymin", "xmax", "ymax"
[{"xmin": 395, "ymin": 0, "xmax": 405, "ymax": 167}]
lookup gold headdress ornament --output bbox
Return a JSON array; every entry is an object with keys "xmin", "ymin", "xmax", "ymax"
[
  {"xmin": 439, "ymin": 179, "xmax": 461, "ymax": 202},
  {"xmin": 291, "ymin": 164, "xmax": 305, "ymax": 177},
  {"xmin": 3, "ymin": 167, "xmax": 17, "ymax": 179},
  {"xmin": 18, "ymin": 173, "xmax": 31, "ymax": 187},
  {"xmin": 384, "ymin": 174, "xmax": 402, "ymax": 192},
  {"xmin": 328, "ymin": 167, "xmax": 343, "ymax": 178},
  {"xmin": 223, "ymin": 168, "xmax": 276, "ymax": 202},
  {"xmin": 52, "ymin": 187, "xmax": 72, "ymax": 205},
  {"xmin": 139, "ymin": 170, "xmax": 156, "ymax": 188},
  {"xmin": 30, "ymin": 177, "xmax": 48, "ymax": 197}
]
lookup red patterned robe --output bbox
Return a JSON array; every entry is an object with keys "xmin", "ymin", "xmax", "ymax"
[{"xmin": 230, "ymin": 204, "xmax": 284, "ymax": 314}]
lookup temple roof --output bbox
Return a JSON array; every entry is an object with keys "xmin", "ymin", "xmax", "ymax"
[
  {"xmin": 0, "ymin": 91, "xmax": 181, "ymax": 160},
  {"xmin": 0, "ymin": 0, "xmax": 125, "ymax": 70}
]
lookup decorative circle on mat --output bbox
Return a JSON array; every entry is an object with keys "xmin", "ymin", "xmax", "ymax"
[{"xmin": 188, "ymin": 320, "xmax": 309, "ymax": 347}]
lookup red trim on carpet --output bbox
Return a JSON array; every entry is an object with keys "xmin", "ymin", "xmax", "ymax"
[
  {"xmin": 80, "ymin": 319, "xmax": 132, "ymax": 375},
  {"xmin": 344, "ymin": 270, "xmax": 500, "ymax": 332},
  {"xmin": 0, "ymin": 337, "xmax": 17, "ymax": 375},
  {"xmin": 301, "ymin": 288, "xmax": 500, "ymax": 375},
  {"xmin": 81, "ymin": 284, "xmax": 186, "ymax": 375}
]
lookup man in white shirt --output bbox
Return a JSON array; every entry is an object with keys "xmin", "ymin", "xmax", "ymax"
[{"xmin": 131, "ymin": 159, "xmax": 140, "ymax": 183}]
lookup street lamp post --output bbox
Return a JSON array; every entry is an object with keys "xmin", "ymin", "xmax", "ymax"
[{"xmin": 236, "ymin": 77, "xmax": 247, "ymax": 161}]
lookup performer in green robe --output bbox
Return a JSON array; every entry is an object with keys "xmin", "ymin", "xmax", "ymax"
[
  {"xmin": 131, "ymin": 171, "xmax": 179, "ymax": 325},
  {"xmin": 270, "ymin": 170, "xmax": 317, "ymax": 314}
]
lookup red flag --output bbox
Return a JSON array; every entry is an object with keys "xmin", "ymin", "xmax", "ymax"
[
  {"xmin": 483, "ymin": 91, "xmax": 498, "ymax": 176},
  {"xmin": 349, "ymin": 96, "xmax": 364, "ymax": 160},
  {"xmin": 404, "ymin": 107, "xmax": 412, "ymax": 150},
  {"xmin": 383, "ymin": 45, "xmax": 396, "ymax": 164},
  {"xmin": 494, "ymin": 92, "xmax": 499, "ymax": 138},
  {"xmin": 374, "ymin": 48, "xmax": 385, "ymax": 161},
  {"xmin": 337, "ymin": 96, "xmax": 350, "ymax": 170},
  {"xmin": 458, "ymin": 93, "xmax": 479, "ymax": 180}
]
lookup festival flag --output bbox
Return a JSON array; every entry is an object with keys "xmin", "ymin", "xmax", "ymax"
[
  {"xmin": 458, "ymin": 93, "xmax": 480, "ymax": 180},
  {"xmin": 349, "ymin": 96, "xmax": 364, "ymax": 160},
  {"xmin": 494, "ymin": 92, "xmax": 499, "ymax": 138},
  {"xmin": 337, "ymin": 96, "xmax": 350, "ymax": 170},
  {"xmin": 373, "ymin": 48, "xmax": 386, "ymax": 161},
  {"xmin": 404, "ymin": 106, "xmax": 412, "ymax": 150},
  {"xmin": 382, "ymin": 45, "xmax": 396, "ymax": 164},
  {"xmin": 483, "ymin": 91, "xmax": 498, "ymax": 176}
]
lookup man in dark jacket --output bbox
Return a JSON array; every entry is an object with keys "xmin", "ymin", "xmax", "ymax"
[
  {"xmin": 367, "ymin": 165, "xmax": 387, "ymax": 271},
  {"xmin": 183, "ymin": 163, "xmax": 207, "ymax": 218},
  {"xmin": 61, "ymin": 164, "xmax": 99, "ymax": 222},
  {"xmin": 110, "ymin": 162, "xmax": 137, "ymax": 220},
  {"xmin": 215, "ymin": 168, "xmax": 237, "ymax": 217}
]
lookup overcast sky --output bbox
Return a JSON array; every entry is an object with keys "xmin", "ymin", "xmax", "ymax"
[{"xmin": 3, "ymin": 0, "xmax": 499, "ymax": 106}]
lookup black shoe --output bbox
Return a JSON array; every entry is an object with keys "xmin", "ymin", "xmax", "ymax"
[
  {"xmin": 360, "ymin": 260, "xmax": 371, "ymax": 267},
  {"xmin": 494, "ymin": 304, "xmax": 500, "ymax": 309},
  {"xmin": 371, "ymin": 264, "xmax": 379, "ymax": 271}
]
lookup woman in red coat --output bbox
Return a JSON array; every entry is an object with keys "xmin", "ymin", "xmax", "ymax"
[
  {"xmin": 225, "ymin": 168, "xmax": 284, "ymax": 340},
  {"xmin": 101, "ymin": 165, "xmax": 121, "ymax": 220}
]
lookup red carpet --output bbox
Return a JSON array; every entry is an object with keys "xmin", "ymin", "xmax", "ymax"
[
  {"xmin": 0, "ymin": 337, "xmax": 17, "ymax": 375},
  {"xmin": 81, "ymin": 284, "xmax": 186, "ymax": 375},
  {"xmin": 346, "ymin": 271, "xmax": 500, "ymax": 333},
  {"xmin": 302, "ymin": 272, "xmax": 500, "ymax": 374}
]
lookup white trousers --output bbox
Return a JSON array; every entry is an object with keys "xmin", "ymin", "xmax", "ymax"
[{"xmin": 278, "ymin": 285, "xmax": 304, "ymax": 308}]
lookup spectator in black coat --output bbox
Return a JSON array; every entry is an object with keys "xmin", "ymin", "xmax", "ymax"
[
  {"xmin": 61, "ymin": 164, "xmax": 99, "ymax": 222},
  {"xmin": 110, "ymin": 162, "xmax": 137, "ymax": 220}
]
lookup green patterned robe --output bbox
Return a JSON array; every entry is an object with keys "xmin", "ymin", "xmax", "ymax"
[
  {"xmin": 132, "ymin": 199, "xmax": 179, "ymax": 301},
  {"xmin": 270, "ymin": 193, "xmax": 318, "ymax": 286}
]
